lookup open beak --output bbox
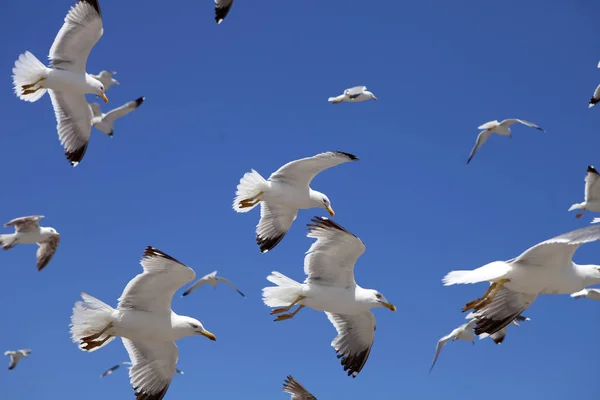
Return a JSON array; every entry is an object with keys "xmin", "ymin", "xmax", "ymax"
[
  {"xmin": 101, "ymin": 93, "xmax": 109, "ymax": 103},
  {"xmin": 198, "ymin": 330, "xmax": 217, "ymax": 341},
  {"xmin": 380, "ymin": 301, "xmax": 396, "ymax": 312},
  {"xmin": 326, "ymin": 206, "xmax": 335, "ymax": 217}
]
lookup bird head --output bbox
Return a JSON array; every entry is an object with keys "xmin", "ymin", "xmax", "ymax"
[
  {"xmin": 370, "ymin": 290, "xmax": 396, "ymax": 311},
  {"xmin": 185, "ymin": 318, "xmax": 216, "ymax": 341}
]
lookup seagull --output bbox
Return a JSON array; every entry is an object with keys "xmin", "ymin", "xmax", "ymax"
[
  {"xmin": 70, "ymin": 246, "xmax": 216, "ymax": 400},
  {"xmin": 0, "ymin": 215, "xmax": 60, "ymax": 271},
  {"xmin": 429, "ymin": 319, "xmax": 476, "ymax": 373},
  {"xmin": 91, "ymin": 70, "xmax": 119, "ymax": 91},
  {"xmin": 12, "ymin": 0, "xmax": 108, "ymax": 166},
  {"xmin": 215, "ymin": 0, "xmax": 234, "ymax": 24},
  {"xmin": 571, "ymin": 288, "xmax": 600, "ymax": 301},
  {"xmin": 89, "ymin": 96, "xmax": 145, "ymax": 137},
  {"xmin": 328, "ymin": 86, "xmax": 377, "ymax": 104},
  {"xmin": 4, "ymin": 349, "xmax": 31, "ymax": 370},
  {"xmin": 233, "ymin": 151, "xmax": 358, "ymax": 253},
  {"xmin": 590, "ymin": 84, "xmax": 600, "ymax": 108},
  {"xmin": 262, "ymin": 217, "xmax": 396, "ymax": 378},
  {"xmin": 477, "ymin": 315, "xmax": 530, "ymax": 344},
  {"xmin": 282, "ymin": 375, "xmax": 317, "ymax": 400},
  {"xmin": 182, "ymin": 271, "xmax": 245, "ymax": 297},
  {"xmin": 100, "ymin": 361, "xmax": 183, "ymax": 378},
  {"xmin": 443, "ymin": 224, "xmax": 600, "ymax": 336},
  {"xmin": 569, "ymin": 166, "xmax": 600, "ymax": 219},
  {"xmin": 466, "ymin": 119, "xmax": 545, "ymax": 165}
]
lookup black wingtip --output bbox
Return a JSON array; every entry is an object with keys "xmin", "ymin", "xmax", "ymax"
[
  {"xmin": 66, "ymin": 143, "xmax": 89, "ymax": 167},
  {"xmin": 590, "ymin": 97, "xmax": 598, "ymax": 107},
  {"xmin": 142, "ymin": 246, "xmax": 182, "ymax": 264},
  {"xmin": 307, "ymin": 216, "xmax": 356, "ymax": 238},
  {"xmin": 215, "ymin": 4, "xmax": 233, "ymax": 24},
  {"xmin": 134, "ymin": 96, "xmax": 145, "ymax": 107},
  {"xmin": 334, "ymin": 151, "xmax": 358, "ymax": 161},
  {"xmin": 257, "ymin": 233, "xmax": 287, "ymax": 253},
  {"xmin": 588, "ymin": 165, "xmax": 599, "ymax": 175},
  {"xmin": 81, "ymin": 0, "xmax": 102, "ymax": 17}
]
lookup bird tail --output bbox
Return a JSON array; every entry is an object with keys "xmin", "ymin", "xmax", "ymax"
[
  {"xmin": 568, "ymin": 202, "xmax": 584, "ymax": 212},
  {"xmin": 70, "ymin": 293, "xmax": 116, "ymax": 352},
  {"xmin": 0, "ymin": 234, "xmax": 16, "ymax": 250},
  {"xmin": 262, "ymin": 271, "xmax": 303, "ymax": 307},
  {"xmin": 442, "ymin": 262, "xmax": 511, "ymax": 286},
  {"xmin": 12, "ymin": 51, "xmax": 48, "ymax": 102},
  {"xmin": 232, "ymin": 169, "xmax": 268, "ymax": 213},
  {"xmin": 328, "ymin": 96, "xmax": 344, "ymax": 104}
]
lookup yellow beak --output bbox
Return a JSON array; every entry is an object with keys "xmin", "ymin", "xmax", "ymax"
[
  {"xmin": 326, "ymin": 205, "xmax": 335, "ymax": 217},
  {"xmin": 101, "ymin": 93, "xmax": 109, "ymax": 103},
  {"xmin": 199, "ymin": 330, "xmax": 217, "ymax": 341},
  {"xmin": 381, "ymin": 302, "xmax": 396, "ymax": 312}
]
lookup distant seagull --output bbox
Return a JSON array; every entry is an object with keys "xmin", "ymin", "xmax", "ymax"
[
  {"xmin": 590, "ymin": 84, "xmax": 600, "ymax": 108},
  {"xmin": 89, "ymin": 96, "xmax": 145, "ymax": 137},
  {"xmin": 4, "ymin": 349, "xmax": 31, "ymax": 370},
  {"xmin": 478, "ymin": 315, "xmax": 530, "ymax": 344},
  {"xmin": 11, "ymin": 0, "xmax": 109, "ymax": 166},
  {"xmin": 569, "ymin": 166, "xmax": 600, "ymax": 219},
  {"xmin": 0, "ymin": 215, "xmax": 60, "ymax": 271},
  {"xmin": 328, "ymin": 86, "xmax": 377, "ymax": 104},
  {"xmin": 182, "ymin": 271, "xmax": 245, "ymax": 297},
  {"xmin": 215, "ymin": 0, "xmax": 234, "ymax": 24},
  {"xmin": 100, "ymin": 361, "xmax": 183, "ymax": 378},
  {"xmin": 233, "ymin": 151, "xmax": 358, "ymax": 253},
  {"xmin": 282, "ymin": 375, "xmax": 317, "ymax": 400},
  {"xmin": 571, "ymin": 288, "xmax": 600, "ymax": 301},
  {"xmin": 429, "ymin": 319, "xmax": 476, "ymax": 373},
  {"xmin": 466, "ymin": 119, "xmax": 545, "ymax": 165},
  {"xmin": 91, "ymin": 71, "xmax": 119, "ymax": 91}
]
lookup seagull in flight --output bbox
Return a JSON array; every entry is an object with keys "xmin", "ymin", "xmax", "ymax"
[{"xmin": 182, "ymin": 270, "xmax": 245, "ymax": 297}]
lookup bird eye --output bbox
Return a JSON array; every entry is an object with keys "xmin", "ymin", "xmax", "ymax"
[
  {"xmin": 191, "ymin": 324, "xmax": 199, "ymax": 329},
  {"xmin": 375, "ymin": 293, "xmax": 382, "ymax": 299}
]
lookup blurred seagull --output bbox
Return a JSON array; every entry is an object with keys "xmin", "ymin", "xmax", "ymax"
[
  {"xmin": 100, "ymin": 361, "xmax": 183, "ymax": 378},
  {"xmin": 571, "ymin": 288, "xmax": 600, "ymax": 301},
  {"xmin": 89, "ymin": 96, "xmax": 145, "ymax": 137},
  {"xmin": 233, "ymin": 151, "xmax": 358, "ymax": 253},
  {"xmin": 443, "ymin": 224, "xmax": 600, "ymax": 336},
  {"xmin": 282, "ymin": 376, "xmax": 317, "ymax": 399},
  {"xmin": 215, "ymin": 0, "xmax": 234, "ymax": 24},
  {"xmin": 328, "ymin": 86, "xmax": 377, "ymax": 104},
  {"xmin": 590, "ymin": 84, "xmax": 600, "ymax": 108},
  {"xmin": 569, "ymin": 166, "xmax": 600, "ymax": 219},
  {"xmin": 182, "ymin": 270, "xmax": 245, "ymax": 297},
  {"xmin": 0, "ymin": 215, "xmax": 60, "ymax": 271},
  {"xmin": 466, "ymin": 119, "xmax": 545, "ymax": 164},
  {"xmin": 91, "ymin": 71, "xmax": 119, "ymax": 91},
  {"xmin": 429, "ymin": 319, "xmax": 476, "ymax": 373},
  {"xmin": 4, "ymin": 349, "xmax": 31, "ymax": 370}
]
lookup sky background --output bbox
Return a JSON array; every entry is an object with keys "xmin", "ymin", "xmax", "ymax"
[{"xmin": 1, "ymin": 0, "xmax": 600, "ymax": 399}]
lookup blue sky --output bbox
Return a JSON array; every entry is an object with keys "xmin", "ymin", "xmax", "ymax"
[{"xmin": 1, "ymin": 0, "xmax": 599, "ymax": 399}]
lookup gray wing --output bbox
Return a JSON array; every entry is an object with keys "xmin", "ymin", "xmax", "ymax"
[
  {"xmin": 215, "ymin": 0, "xmax": 234, "ymax": 24},
  {"xmin": 511, "ymin": 119, "xmax": 545, "ymax": 132},
  {"xmin": 344, "ymin": 86, "xmax": 366, "ymax": 97},
  {"xmin": 255, "ymin": 202, "xmax": 297, "ymax": 253},
  {"xmin": 103, "ymin": 96, "xmax": 144, "ymax": 124},
  {"xmin": 37, "ymin": 234, "xmax": 60, "ymax": 271},
  {"xmin": 282, "ymin": 376, "xmax": 317, "ymax": 399},
  {"xmin": 429, "ymin": 334, "xmax": 452, "ymax": 373},
  {"xmin": 473, "ymin": 286, "xmax": 537, "ymax": 336},
  {"xmin": 489, "ymin": 328, "xmax": 507, "ymax": 344},
  {"xmin": 7, "ymin": 355, "xmax": 17, "ymax": 370},
  {"xmin": 590, "ymin": 84, "xmax": 600, "ymax": 107},
  {"xmin": 5, "ymin": 215, "xmax": 44, "ymax": 232},
  {"xmin": 215, "ymin": 276, "xmax": 245, "ymax": 297},
  {"xmin": 49, "ymin": 0, "xmax": 103, "ymax": 72},
  {"xmin": 585, "ymin": 166, "xmax": 600, "ymax": 202},
  {"xmin": 466, "ymin": 130, "xmax": 493, "ymax": 165},
  {"xmin": 325, "ymin": 311, "xmax": 376, "ymax": 378},
  {"xmin": 49, "ymin": 90, "xmax": 92, "ymax": 166}
]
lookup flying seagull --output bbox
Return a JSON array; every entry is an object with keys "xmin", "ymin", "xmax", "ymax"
[
  {"xmin": 466, "ymin": 119, "xmax": 545, "ymax": 165},
  {"xmin": 89, "ymin": 96, "xmax": 145, "ymax": 137},
  {"xmin": 12, "ymin": 0, "xmax": 109, "ymax": 166},
  {"xmin": 429, "ymin": 319, "xmax": 476, "ymax": 373},
  {"xmin": 443, "ymin": 224, "xmax": 600, "ymax": 336},
  {"xmin": 571, "ymin": 288, "xmax": 600, "ymax": 301},
  {"xmin": 70, "ymin": 246, "xmax": 216, "ymax": 400},
  {"xmin": 0, "ymin": 215, "xmax": 60, "ymax": 271},
  {"xmin": 477, "ymin": 315, "xmax": 530, "ymax": 344},
  {"xmin": 282, "ymin": 375, "xmax": 317, "ymax": 399},
  {"xmin": 182, "ymin": 271, "xmax": 245, "ymax": 297},
  {"xmin": 91, "ymin": 71, "xmax": 119, "ymax": 91},
  {"xmin": 328, "ymin": 86, "xmax": 377, "ymax": 104},
  {"xmin": 100, "ymin": 361, "xmax": 183, "ymax": 378},
  {"xmin": 262, "ymin": 217, "xmax": 396, "ymax": 378},
  {"xmin": 4, "ymin": 349, "xmax": 31, "ymax": 370},
  {"xmin": 569, "ymin": 166, "xmax": 600, "ymax": 219},
  {"xmin": 233, "ymin": 151, "xmax": 358, "ymax": 253},
  {"xmin": 215, "ymin": 0, "xmax": 234, "ymax": 24}
]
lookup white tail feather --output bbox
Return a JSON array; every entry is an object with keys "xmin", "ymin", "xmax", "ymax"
[
  {"xmin": 0, "ymin": 234, "xmax": 16, "ymax": 250},
  {"xmin": 328, "ymin": 96, "xmax": 344, "ymax": 104},
  {"xmin": 232, "ymin": 169, "xmax": 267, "ymax": 213},
  {"xmin": 12, "ymin": 51, "xmax": 48, "ymax": 102},
  {"xmin": 568, "ymin": 203, "xmax": 583, "ymax": 212},
  {"xmin": 443, "ymin": 262, "xmax": 511, "ymax": 286},
  {"xmin": 70, "ymin": 293, "xmax": 116, "ymax": 352},
  {"xmin": 262, "ymin": 271, "xmax": 303, "ymax": 307}
]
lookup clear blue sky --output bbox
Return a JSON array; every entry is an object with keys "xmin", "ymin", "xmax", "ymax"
[{"xmin": 1, "ymin": 1, "xmax": 599, "ymax": 399}]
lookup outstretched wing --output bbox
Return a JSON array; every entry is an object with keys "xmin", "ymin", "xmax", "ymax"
[
  {"xmin": 429, "ymin": 334, "xmax": 452, "ymax": 373},
  {"xmin": 103, "ymin": 97, "xmax": 145, "ymax": 124},
  {"xmin": 5, "ymin": 215, "xmax": 44, "ymax": 232},
  {"xmin": 215, "ymin": 276, "xmax": 245, "ymax": 297},
  {"xmin": 282, "ymin": 375, "xmax": 317, "ymax": 399},
  {"xmin": 466, "ymin": 130, "xmax": 493, "ymax": 165},
  {"xmin": 473, "ymin": 286, "xmax": 537, "ymax": 336},
  {"xmin": 215, "ymin": 0, "xmax": 234, "ymax": 24},
  {"xmin": 37, "ymin": 234, "xmax": 60, "ymax": 271}
]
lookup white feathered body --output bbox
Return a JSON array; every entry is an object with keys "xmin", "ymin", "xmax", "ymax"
[{"xmin": 1, "ymin": 227, "xmax": 54, "ymax": 246}]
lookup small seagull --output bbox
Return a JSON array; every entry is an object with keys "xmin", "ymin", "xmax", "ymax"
[
  {"xmin": 571, "ymin": 288, "xmax": 600, "ymax": 301},
  {"xmin": 182, "ymin": 271, "xmax": 245, "ymax": 297},
  {"xmin": 215, "ymin": 0, "xmax": 234, "ymax": 24},
  {"xmin": 477, "ymin": 315, "xmax": 530, "ymax": 344},
  {"xmin": 569, "ymin": 166, "xmax": 600, "ymax": 219},
  {"xmin": 429, "ymin": 319, "xmax": 476, "ymax": 373},
  {"xmin": 282, "ymin": 375, "xmax": 317, "ymax": 400},
  {"xmin": 91, "ymin": 71, "xmax": 120, "ymax": 91},
  {"xmin": 0, "ymin": 215, "xmax": 60, "ymax": 271},
  {"xmin": 328, "ymin": 86, "xmax": 377, "ymax": 104},
  {"xmin": 466, "ymin": 119, "xmax": 545, "ymax": 165},
  {"xmin": 100, "ymin": 361, "xmax": 183, "ymax": 378},
  {"xmin": 4, "ymin": 349, "xmax": 31, "ymax": 370},
  {"xmin": 89, "ymin": 96, "xmax": 145, "ymax": 137}
]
